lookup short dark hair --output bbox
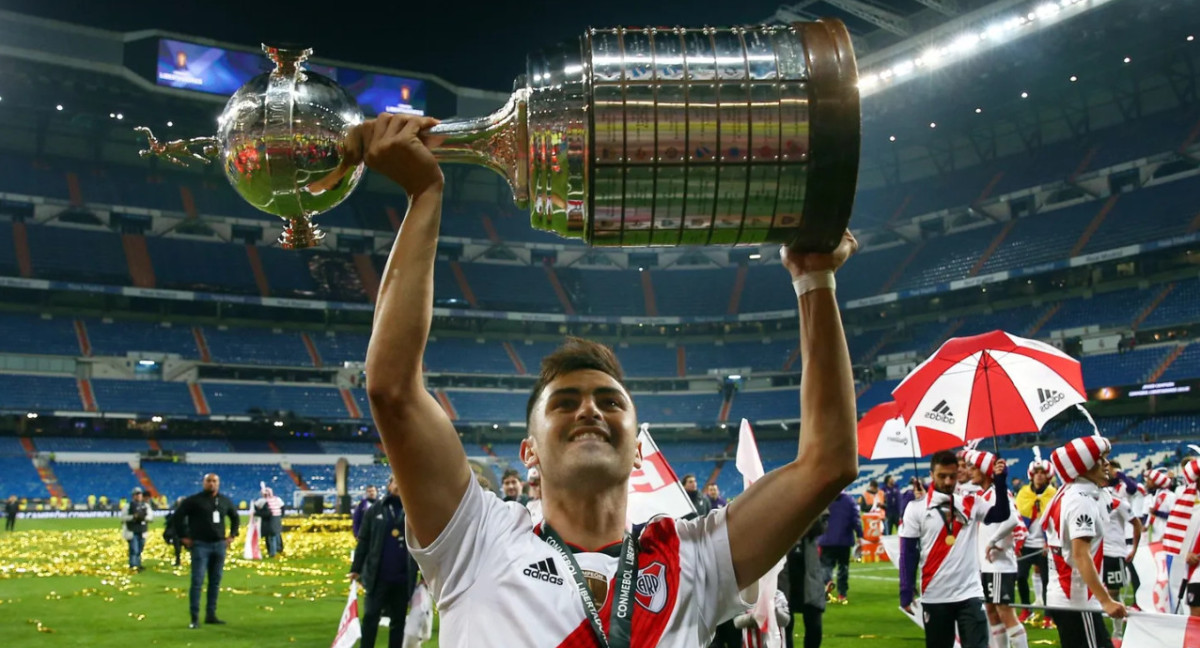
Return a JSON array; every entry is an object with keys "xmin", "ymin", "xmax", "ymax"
[
  {"xmin": 501, "ymin": 468, "xmax": 521, "ymax": 481},
  {"xmin": 525, "ymin": 337, "xmax": 627, "ymax": 424},
  {"xmin": 682, "ymin": 473, "xmax": 696, "ymax": 482},
  {"xmin": 1108, "ymin": 459, "xmax": 1122, "ymax": 470},
  {"xmin": 930, "ymin": 450, "xmax": 959, "ymax": 471}
]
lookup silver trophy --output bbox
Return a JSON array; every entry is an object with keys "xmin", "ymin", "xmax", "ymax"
[{"xmin": 137, "ymin": 21, "xmax": 860, "ymax": 251}]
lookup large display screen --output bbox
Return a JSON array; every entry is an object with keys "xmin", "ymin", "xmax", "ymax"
[{"xmin": 155, "ymin": 38, "xmax": 426, "ymax": 116}]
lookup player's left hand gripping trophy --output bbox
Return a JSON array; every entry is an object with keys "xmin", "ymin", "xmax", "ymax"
[{"xmin": 138, "ymin": 21, "xmax": 861, "ymax": 251}]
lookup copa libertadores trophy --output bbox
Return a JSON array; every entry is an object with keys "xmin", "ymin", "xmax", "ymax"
[{"xmin": 136, "ymin": 21, "xmax": 860, "ymax": 250}]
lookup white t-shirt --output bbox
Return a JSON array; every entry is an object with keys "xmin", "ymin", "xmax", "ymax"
[
  {"xmin": 900, "ymin": 488, "xmax": 996, "ymax": 603},
  {"xmin": 1103, "ymin": 489, "xmax": 1133, "ymax": 559},
  {"xmin": 976, "ymin": 487, "xmax": 1019, "ymax": 574},
  {"xmin": 1044, "ymin": 480, "xmax": 1106, "ymax": 610},
  {"xmin": 408, "ymin": 481, "xmax": 752, "ymax": 648}
]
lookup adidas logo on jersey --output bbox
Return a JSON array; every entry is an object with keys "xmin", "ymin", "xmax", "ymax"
[
  {"xmin": 523, "ymin": 558, "xmax": 564, "ymax": 586},
  {"xmin": 1037, "ymin": 388, "xmax": 1065, "ymax": 412},
  {"xmin": 924, "ymin": 400, "xmax": 956, "ymax": 424}
]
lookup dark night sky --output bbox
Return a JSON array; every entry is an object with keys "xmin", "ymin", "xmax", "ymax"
[{"xmin": 2, "ymin": 0, "xmax": 807, "ymax": 91}]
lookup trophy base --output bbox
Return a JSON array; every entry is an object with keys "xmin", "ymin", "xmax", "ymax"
[{"xmin": 278, "ymin": 218, "xmax": 325, "ymax": 250}]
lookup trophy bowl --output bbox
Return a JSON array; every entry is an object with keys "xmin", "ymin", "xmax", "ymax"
[{"xmin": 137, "ymin": 21, "xmax": 860, "ymax": 252}]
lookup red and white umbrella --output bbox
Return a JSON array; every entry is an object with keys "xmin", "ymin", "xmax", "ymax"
[
  {"xmin": 891, "ymin": 330, "xmax": 1086, "ymax": 443},
  {"xmin": 857, "ymin": 401, "xmax": 964, "ymax": 460}
]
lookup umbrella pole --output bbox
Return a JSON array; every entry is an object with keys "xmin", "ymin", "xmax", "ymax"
[{"xmin": 983, "ymin": 355, "xmax": 1001, "ymax": 456}]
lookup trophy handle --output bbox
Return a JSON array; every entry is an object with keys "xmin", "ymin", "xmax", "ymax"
[
  {"xmin": 427, "ymin": 89, "xmax": 529, "ymax": 208},
  {"xmin": 134, "ymin": 127, "xmax": 220, "ymax": 167}
]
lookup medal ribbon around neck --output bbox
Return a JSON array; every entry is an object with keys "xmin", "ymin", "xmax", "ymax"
[{"xmin": 538, "ymin": 522, "xmax": 638, "ymax": 648}]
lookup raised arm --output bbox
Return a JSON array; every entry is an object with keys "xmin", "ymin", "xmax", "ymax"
[
  {"xmin": 356, "ymin": 114, "xmax": 472, "ymax": 547},
  {"xmin": 726, "ymin": 232, "xmax": 859, "ymax": 590}
]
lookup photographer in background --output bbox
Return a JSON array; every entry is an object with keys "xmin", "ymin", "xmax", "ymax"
[{"xmin": 121, "ymin": 488, "xmax": 153, "ymax": 572}]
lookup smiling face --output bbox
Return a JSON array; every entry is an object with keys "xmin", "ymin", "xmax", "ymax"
[{"xmin": 522, "ymin": 368, "xmax": 641, "ymax": 494}]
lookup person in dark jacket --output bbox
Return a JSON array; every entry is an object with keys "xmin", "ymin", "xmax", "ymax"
[
  {"xmin": 882, "ymin": 475, "xmax": 901, "ymax": 534},
  {"xmin": 349, "ymin": 476, "xmax": 419, "ymax": 648},
  {"xmin": 352, "ymin": 484, "xmax": 379, "ymax": 538},
  {"xmin": 162, "ymin": 496, "xmax": 185, "ymax": 566},
  {"xmin": 121, "ymin": 488, "xmax": 153, "ymax": 571},
  {"xmin": 5, "ymin": 495, "xmax": 18, "ymax": 532},
  {"xmin": 174, "ymin": 473, "xmax": 239, "ymax": 629},
  {"xmin": 785, "ymin": 508, "xmax": 829, "ymax": 648},
  {"xmin": 818, "ymin": 490, "xmax": 862, "ymax": 603},
  {"xmin": 682, "ymin": 473, "xmax": 712, "ymax": 517}
]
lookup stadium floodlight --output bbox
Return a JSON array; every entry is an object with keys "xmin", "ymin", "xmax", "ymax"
[
  {"xmin": 166, "ymin": 121, "xmax": 173, "ymax": 127},
  {"xmin": 151, "ymin": 415, "xmax": 163, "ymax": 423},
  {"xmin": 858, "ymin": 0, "xmax": 1120, "ymax": 96},
  {"xmin": 1069, "ymin": 75, "xmax": 1078, "ymax": 82},
  {"xmin": 889, "ymin": 135, "xmax": 897, "ymax": 142},
  {"xmin": 116, "ymin": 113, "xmax": 123, "ymax": 120},
  {"xmin": 728, "ymin": 374, "xmax": 742, "ymax": 381},
  {"xmin": 748, "ymin": 253, "xmax": 762, "ymax": 260},
  {"xmin": 273, "ymin": 420, "xmax": 284, "ymax": 427},
  {"xmin": 929, "ymin": 122, "xmax": 937, "ymax": 128},
  {"xmin": 55, "ymin": 104, "xmax": 63, "ymax": 111},
  {"xmin": 975, "ymin": 107, "xmax": 983, "ymax": 113},
  {"xmin": 1123, "ymin": 56, "xmax": 1131, "ymax": 63},
  {"xmin": 492, "ymin": 423, "xmax": 499, "ymax": 430},
  {"xmin": 1021, "ymin": 91, "xmax": 1029, "ymax": 98},
  {"xmin": 1189, "ymin": 35, "xmax": 1195, "ymax": 42},
  {"xmin": 137, "ymin": 359, "xmax": 156, "ymax": 366},
  {"xmin": 26, "ymin": 412, "xmax": 37, "ymax": 419},
  {"xmin": 720, "ymin": 423, "xmax": 727, "ymax": 429}
]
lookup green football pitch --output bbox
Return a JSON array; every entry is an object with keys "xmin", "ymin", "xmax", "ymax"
[{"xmin": 0, "ymin": 517, "xmax": 1067, "ymax": 646}]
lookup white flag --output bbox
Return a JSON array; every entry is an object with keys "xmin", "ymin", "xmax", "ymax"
[
  {"xmin": 243, "ymin": 511, "xmax": 261, "ymax": 560},
  {"xmin": 331, "ymin": 581, "xmax": 362, "ymax": 648},
  {"xmin": 627, "ymin": 423, "xmax": 696, "ymax": 525},
  {"xmin": 736, "ymin": 419, "xmax": 784, "ymax": 648},
  {"xmin": 1124, "ymin": 611, "xmax": 1200, "ymax": 647}
]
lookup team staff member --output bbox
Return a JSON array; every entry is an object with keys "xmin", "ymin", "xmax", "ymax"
[
  {"xmin": 1015, "ymin": 451, "xmax": 1056, "ymax": 626},
  {"xmin": 174, "ymin": 473, "xmax": 239, "ymax": 629}
]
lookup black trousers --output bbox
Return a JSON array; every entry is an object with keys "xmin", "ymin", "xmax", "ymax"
[
  {"xmin": 783, "ymin": 604, "xmax": 824, "ymax": 648},
  {"xmin": 819, "ymin": 546, "xmax": 851, "ymax": 597},
  {"xmin": 1017, "ymin": 545, "xmax": 1048, "ymax": 604},
  {"xmin": 1052, "ymin": 610, "xmax": 1113, "ymax": 648},
  {"xmin": 922, "ymin": 599, "xmax": 988, "ymax": 648},
  {"xmin": 5, "ymin": 513, "xmax": 15, "ymax": 531},
  {"xmin": 361, "ymin": 580, "xmax": 409, "ymax": 648}
]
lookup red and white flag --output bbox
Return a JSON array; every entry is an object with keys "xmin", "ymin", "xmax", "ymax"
[
  {"xmin": 1124, "ymin": 611, "xmax": 1200, "ymax": 647},
  {"xmin": 736, "ymin": 419, "xmax": 784, "ymax": 648},
  {"xmin": 627, "ymin": 423, "xmax": 696, "ymax": 525},
  {"xmin": 331, "ymin": 581, "xmax": 362, "ymax": 648}
]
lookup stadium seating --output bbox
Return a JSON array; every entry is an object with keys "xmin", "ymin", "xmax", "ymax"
[
  {"xmin": 142, "ymin": 462, "xmax": 296, "ymax": 504},
  {"xmin": 1080, "ymin": 347, "xmax": 1173, "ymax": 388},
  {"xmin": 91, "ymin": 380, "xmax": 196, "ymax": 416},
  {"xmin": 52, "ymin": 462, "xmax": 139, "ymax": 502},
  {"xmin": 0, "ymin": 455, "xmax": 47, "ymax": 499},
  {"xmin": 33, "ymin": 437, "xmax": 148, "ymax": 453},
  {"xmin": 202, "ymin": 383, "xmax": 351, "ymax": 419},
  {"xmin": 0, "ymin": 312, "xmax": 80, "ymax": 357},
  {"xmin": 0, "ymin": 375, "xmax": 82, "ymax": 412}
]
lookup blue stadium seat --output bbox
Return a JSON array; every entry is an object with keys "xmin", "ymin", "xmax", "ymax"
[
  {"xmin": 1161, "ymin": 342, "xmax": 1200, "ymax": 382},
  {"xmin": 445, "ymin": 389, "xmax": 527, "ymax": 423},
  {"xmin": 728, "ymin": 389, "xmax": 798, "ymax": 422},
  {"xmin": 1080, "ymin": 347, "xmax": 1172, "ymax": 388},
  {"xmin": 53, "ymin": 462, "xmax": 139, "ymax": 502},
  {"xmin": 26, "ymin": 224, "xmax": 129, "ymax": 285},
  {"xmin": 0, "ymin": 375, "xmax": 81, "ymax": 412},
  {"xmin": 0, "ymin": 312, "xmax": 80, "ymax": 357},
  {"xmin": 202, "ymin": 326, "xmax": 311, "ymax": 367},
  {"xmin": 85, "ymin": 319, "xmax": 199, "ymax": 359},
  {"xmin": 203, "ymin": 383, "xmax": 350, "ymax": 419},
  {"xmin": 91, "ymin": 380, "xmax": 196, "ymax": 416}
]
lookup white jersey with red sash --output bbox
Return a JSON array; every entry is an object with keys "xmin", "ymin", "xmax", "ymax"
[
  {"xmin": 408, "ymin": 482, "xmax": 752, "ymax": 647},
  {"xmin": 1042, "ymin": 480, "xmax": 1105, "ymax": 610},
  {"xmin": 976, "ymin": 487, "xmax": 1021, "ymax": 574},
  {"xmin": 1103, "ymin": 489, "xmax": 1133, "ymax": 559},
  {"xmin": 899, "ymin": 488, "xmax": 995, "ymax": 603}
]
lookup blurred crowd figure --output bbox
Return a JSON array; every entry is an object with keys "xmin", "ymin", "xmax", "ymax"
[{"xmin": 121, "ymin": 487, "xmax": 153, "ymax": 571}]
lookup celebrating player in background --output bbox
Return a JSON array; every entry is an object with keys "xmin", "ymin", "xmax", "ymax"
[
  {"xmin": 964, "ymin": 449, "xmax": 1028, "ymax": 648},
  {"xmin": 1043, "ymin": 436, "xmax": 1125, "ymax": 648},
  {"xmin": 1101, "ymin": 460, "xmax": 1141, "ymax": 641},
  {"xmin": 352, "ymin": 112, "xmax": 860, "ymax": 647},
  {"xmin": 1015, "ymin": 451, "xmax": 1056, "ymax": 627},
  {"xmin": 899, "ymin": 449, "xmax": 1011, "ymax": 648}
]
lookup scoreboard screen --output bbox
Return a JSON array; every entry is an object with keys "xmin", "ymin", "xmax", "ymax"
[{"xmin": 154, "ymin": 38, "xmax": 426, "ymax": 116}]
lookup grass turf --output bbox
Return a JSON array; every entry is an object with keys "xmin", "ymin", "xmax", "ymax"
[{"xmin": 0, "ymin": 517, "xmax": 1068, "ymax": 646}]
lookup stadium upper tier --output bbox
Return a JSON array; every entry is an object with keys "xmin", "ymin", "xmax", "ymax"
[{"xmin": 0, "ymin": 104, "xmax": 1196, "ymax": 313}]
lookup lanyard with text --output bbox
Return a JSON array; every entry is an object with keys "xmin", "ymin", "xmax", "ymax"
[{"xmin": 538, "ymin": 522, "xmax": 638, "ymax": 648}]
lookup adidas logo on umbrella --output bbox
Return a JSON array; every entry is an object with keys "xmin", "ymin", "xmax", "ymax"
[
  {"xmin": 1037, "ymin": 388, "xmax": 1065, "ymax": 412},
  {"xmin": 924, "ymin": 400, "xmax": 955, "ymax": 424}
]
